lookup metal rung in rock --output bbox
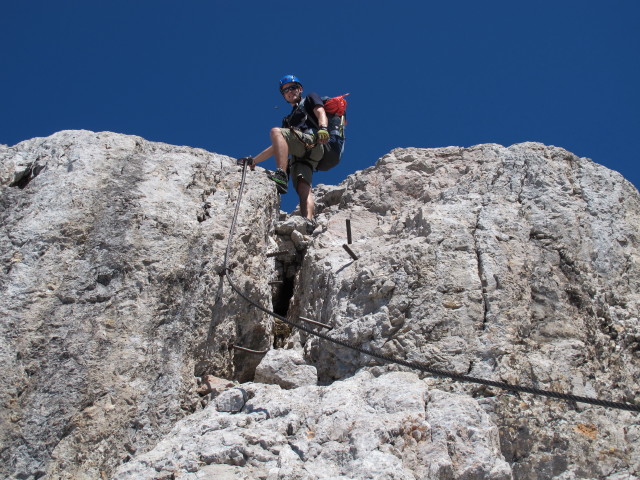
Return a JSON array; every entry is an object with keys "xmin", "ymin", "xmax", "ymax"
[
  {"xmin": 231, "ymin": 344, "xmax": 268, "ymax": 355},
  {"xmin": 342, "ymin": 244, "xmax": 358, "ymax": 261},
  {"xmin": 299, "ymin": 316, "xmax": 333, "ymax": 331}
]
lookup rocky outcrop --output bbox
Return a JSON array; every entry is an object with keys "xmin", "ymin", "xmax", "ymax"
[
  {"xmin": 0, "ymin": 131, "xmax": 279, "ymax": 479},
  {"xmin": 1, "ymin": 132, "xmax": 639, "ymax": 479},
  {"xmin": 292, "ymin": 143, "xmax": 640, "ymax": 478},
  {"xmin": 114, "ymin": 370, "xmax": 511, "ymax": 479},
  {"xmin": 254, "ymin": 348, "xmax": 317, "ymax": 389}
]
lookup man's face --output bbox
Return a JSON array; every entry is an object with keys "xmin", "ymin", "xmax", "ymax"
[{"xmin": 281, "ymin": 83, "xmax": 302, "ymax": 104}]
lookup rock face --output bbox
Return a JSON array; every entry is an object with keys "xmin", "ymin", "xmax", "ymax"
[
  {"xmin": 0, "ymin": 131, "xmax": 279, "ymax": 479},
  {"xmin": 114, "ymin": 370, "xmax": 511, "ymax": 480},
  {"xmin": 292, "ymin": 144, "xmax": 640, "ymax": 478},
  {"xmin": 1, "ymin": 132, "xmax": 639, "ymax": 479},
  {"xmin": 254, "ymin": 348, "xmax": 317, "ymax": 389}
]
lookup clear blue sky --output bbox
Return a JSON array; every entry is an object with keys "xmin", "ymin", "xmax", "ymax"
[{"xmin": 3, "ymin": 1, "xmax": 639, "ymax": 212}]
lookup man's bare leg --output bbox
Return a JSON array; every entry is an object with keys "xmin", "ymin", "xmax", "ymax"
[
  {"xmin": 296, "ymin": 178, "xmax": 315, "ymax": 219},
  {"xmin": 270, "ymin": 128, "xmax": 289, "ymax": 171},
  {"xmin": 253, "ymin": 128, "xmax": 289, "ymax": 170}
]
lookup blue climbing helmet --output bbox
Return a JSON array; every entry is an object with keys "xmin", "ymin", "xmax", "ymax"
[{"xmin": 279, "ymin": 74, "xmax": 302, "ymax": 92}]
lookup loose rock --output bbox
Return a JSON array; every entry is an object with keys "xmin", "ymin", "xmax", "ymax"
[{"xmin": 254, "ymin": 349, "xmax": 317, "ymax": 389}]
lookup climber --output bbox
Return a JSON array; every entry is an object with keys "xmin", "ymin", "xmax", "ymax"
[{"xmin": 237, "ymin": 75, "xmax": 329, "ymax": 233}]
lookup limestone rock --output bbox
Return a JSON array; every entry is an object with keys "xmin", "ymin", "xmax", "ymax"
[
  {"xmin": 215, "ymin": 388, "xmax": 248, "ymax": 413},
  {"xmin": 3, "ymin": 132, "xmax": 640, "ymax": 479},
  {"xmin": 0, "ymin": 130, "xmax": 279, "ymax": 479},
  {"xmin": 112, "ymin": 370, "xmax": 511, "ymax": 479},
  {"xmin": 290, "ymin": 143, "xmax": 640, "ymax": 478},
  {"xmin": 254, "ymin": 348, "xmax": 317, "ymax": 389},
  {"xmin": 274, "ymin": 215, "xmax": 309, "ymax": 236},
  {"xmin": 196, "ymin": 375, "xmax": 235, "ymax": 397}
]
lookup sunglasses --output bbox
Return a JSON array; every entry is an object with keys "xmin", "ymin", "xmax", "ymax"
[{"xmin": 281, "ymin": 85, "xmax": 300, "ymax": 94}]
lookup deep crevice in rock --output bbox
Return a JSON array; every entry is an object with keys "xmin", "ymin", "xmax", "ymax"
[
  {"xmin": 272, "ymin": 275, "xmax": 295, "ymax": 349},
  {"xmin": 269, "ymin": 215, "xmax": 310, "ymax": 348},
  {"xmin": 272, "ymin": 276, "xmax": 294, "ymax": 317},
  {"xmin": 10, "ymin": 163, "xmax": 44, "ymax": 189},
  {"xmin": 473, "ymin": 213, "xmax": 489, "ymax": 330}
]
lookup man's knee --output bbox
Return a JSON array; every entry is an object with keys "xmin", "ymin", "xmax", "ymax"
[{"xmin": 270, "ymin": 127, "xmax": 284, "ymax": 140}]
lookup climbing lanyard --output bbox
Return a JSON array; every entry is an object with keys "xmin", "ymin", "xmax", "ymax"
[
  {"xmin": 222, "ymin": 162, "xmax": 640, "ymax": 413},
  {"xmin": 289, "ymin": 128, "xmax": 317, "ymax": 151},
  {"xmin": 283, "ymin": 99, "xmax": 318, "ymax": 151}
]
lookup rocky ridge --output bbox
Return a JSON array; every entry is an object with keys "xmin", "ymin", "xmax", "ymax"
[
  {"xmin": 115, "ymin": 370, "xmax": 511, "ymax": 480},
  {"xmin": 0, "ymin": 131, "xmax": 278, "ymax": 478},
  {"xmin": 1, "ymin": 131, "xmax": 639, "ymax": 479},
  {"xmin": 291, "ymin": 144, "xmax": 640, "ymax": 478}
]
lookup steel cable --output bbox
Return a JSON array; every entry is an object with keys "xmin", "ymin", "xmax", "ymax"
[{"xmin": 223, "ymin": 162, "xmax": 640, "ymax": 413}]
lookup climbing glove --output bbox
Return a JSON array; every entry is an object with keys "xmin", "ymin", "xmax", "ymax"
[
  {"xmin": 237, "ymin": 156, "xmax": 255, "ymax": 170},
  {"xmin": 316, "ymin": 129, "xmax": 330, "ymax": 145}
]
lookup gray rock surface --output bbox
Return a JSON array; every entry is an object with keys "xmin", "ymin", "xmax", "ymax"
[
  {"xmin": 2, "ymin": 132, "xmax": 639, "ymax": 479},
  {"xmin": 0, "ymin": 131, "xmax": 279, "ymax": 479},
  {"xmin": 291, "ymin": 143, "xmax": 640, "ymax": 478},
  {"xmin": 113, "ymin": 370, "xmax": 511, "ymax": 480},
  {"xmin": 254, "ymin": 348, "xmax": 317, "ymax": 389},
  {"xmin": 215, "ymin": 388, "xmax": 249, "ymax": 413}
]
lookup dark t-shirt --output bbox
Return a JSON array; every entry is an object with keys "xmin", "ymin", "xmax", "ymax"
[{"xmin": 281, "ymin": 92, "xmax": 324, "ymax": 132}]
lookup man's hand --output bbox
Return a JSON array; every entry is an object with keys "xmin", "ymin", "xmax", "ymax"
[
  {"xmin": 316, "ymin": 129, "xmax": 329, "ymax": 145},
  {"xmin": 237, "ymin": 156, "xmax": 255, "ymax": 170}
]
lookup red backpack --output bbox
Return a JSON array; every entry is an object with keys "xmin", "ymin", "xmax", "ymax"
[
  {"xmin": 316, "ymin": 93, "xmax": 348, "ymax": 171},
  {"xmin": 295, "ymin": 93, "xmax": 349, "ymax": 171},
  {"xmin": 323, "ymin": 93, "xmax": 349, "ymax": 116}
]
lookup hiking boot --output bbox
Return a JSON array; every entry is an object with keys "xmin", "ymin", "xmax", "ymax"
[
  {"xmin": 268, "ymin": 169, "xmax": 288, "ymax": 194},
  {"xmin": 305, "ymin": 218, "xmax": 318, "ymax": 234}
]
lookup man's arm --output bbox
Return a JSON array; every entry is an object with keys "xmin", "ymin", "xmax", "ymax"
[
  {"xmin": 314, "ymin": 105, "xmax": 328, "ymax": 129},
  {"xmin": 253, "ymin": 145, "xmax": 273, "ymax": 164},
  {"xmin": 313, "ymin": 105, "xmax": 329, "ymax": 144},
  {"xmin": 237, "ymin": 145, "xmax": 272, "ymax": 171}
]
